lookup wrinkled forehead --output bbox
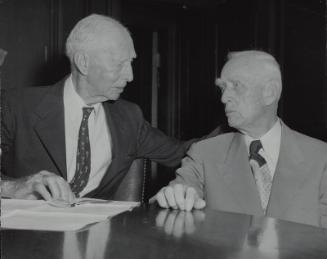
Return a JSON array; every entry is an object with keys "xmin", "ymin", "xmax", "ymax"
[{"xmin": 220, "ymin": 55, "xmax": 279, "ymax": 85}]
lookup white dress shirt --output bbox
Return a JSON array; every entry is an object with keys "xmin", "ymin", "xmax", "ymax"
[
  {"xmin": 244, "ymin": 119, "xmax": 282, "ymax": 178},
  {"xmin": 64, "ymin": 76, "xmax": 112, "ymax": 197}
]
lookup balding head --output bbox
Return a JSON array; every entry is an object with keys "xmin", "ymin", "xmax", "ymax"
[
  {"xmin": 65, "ymin": 14, "xmax": 136, "ymax": 104},
  {"xmin": 66, "ymin": 14, "xmax": 133, "ymax": 63},
  {"xmin": 216, "ymin": 50, "xmax": 282, "ymax": 137}
]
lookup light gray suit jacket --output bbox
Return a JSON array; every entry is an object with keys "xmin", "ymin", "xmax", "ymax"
[{"xmin": 172, "ymin": 122, "xmax": 327, "ymax": 227}]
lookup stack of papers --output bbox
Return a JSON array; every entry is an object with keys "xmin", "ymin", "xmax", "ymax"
[{"xmin": 1, "ymin": 198, "xmax": 139, "ymax": 231}]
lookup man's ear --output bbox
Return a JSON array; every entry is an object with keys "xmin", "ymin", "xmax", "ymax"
[
  {"xmin": 262, "ymin": 80, "xmax": 280, "ymax": 105},
  {"xmin": 73, "ymin": 51, "xmax": 89, "ymax": 75}
]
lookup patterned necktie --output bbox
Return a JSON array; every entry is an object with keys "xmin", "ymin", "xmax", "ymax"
[
  {"xmin": 249, "ymin": 140, "xmax": 273, "ymax": 213},
  {"xmin": 70, "ymin": 107, "xmax": 94, "ymax": 197}
]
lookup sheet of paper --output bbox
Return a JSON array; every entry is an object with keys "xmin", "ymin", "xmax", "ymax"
[
  {"xmin": 1, "ymin": 198, "xmax": 139, "ymax": 231},
  {"xmin": 1, "ymin": 199, "xmax": 47, "ymax": 216}
]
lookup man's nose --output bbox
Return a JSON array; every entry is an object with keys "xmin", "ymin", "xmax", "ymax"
[
  {"xmin": 124, "ymin": 63, "xmax": 133, "ymax": 82},
  {"xmin": 221, "ymin": 88, "xmax": 231, "ymax": 104}
]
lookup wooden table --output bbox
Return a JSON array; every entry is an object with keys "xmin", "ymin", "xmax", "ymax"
[{"xmin": 2, "ymin": 204, "xmax": 327, "ymax": 259}]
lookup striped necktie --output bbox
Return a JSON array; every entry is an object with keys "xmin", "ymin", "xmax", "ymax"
[
  {"xmin": 70, "ymin": 107, "xmax": 94, "ymax": 197},
  {"xmin": 249, "ymin": 140, "xmax": 273, "ymax": 213}
]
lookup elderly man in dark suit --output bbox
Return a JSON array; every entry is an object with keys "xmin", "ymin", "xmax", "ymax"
[
  {"xmin": 156, "ymin": 50, "xmax": 327, "ymax": 227},
  {"xmin": 1, "ymin": 14, "xmax": 192, "ymax": 202}
]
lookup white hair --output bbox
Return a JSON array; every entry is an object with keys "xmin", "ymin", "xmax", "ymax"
[
  {"xmin": 227, "ymin": 50, "xmax": 282, "ymax": 98},
  {"xmin": 65, "ymin": 14, "xmax": 128, "ymax": 62}
]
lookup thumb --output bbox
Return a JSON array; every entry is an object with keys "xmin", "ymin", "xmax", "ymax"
[
  {"xmin": 194, "ymin": 197, "xmax": 206, "ymax": 209},
  {"xmin": 24, "ymin": 193, "xmax": 39, "ymax": 200},
  {"xmin": 148, "ymin": 195, "xmax": 157, "ymax": 204}
]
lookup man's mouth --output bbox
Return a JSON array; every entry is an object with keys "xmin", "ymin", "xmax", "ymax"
[
  {"xmin": 115, "ymin": 86, "xmax": 125, "ymax": 91},
  {"xmin": 225, "ymin": 109, "xmax": 235, "ymax": 115}
]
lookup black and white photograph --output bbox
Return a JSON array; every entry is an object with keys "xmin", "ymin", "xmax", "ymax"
[{"xmin": 1, "ymin": 0, "xmax": 327, "ymax": 258}]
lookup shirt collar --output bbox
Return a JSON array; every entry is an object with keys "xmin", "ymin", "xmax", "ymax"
[{"xmin": 244, "ymin": 118, "xmax": 282, "ymax": 158}]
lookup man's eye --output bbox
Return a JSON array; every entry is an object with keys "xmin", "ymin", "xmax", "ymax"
[
  {"xmin": 234, "ymin": 81, "xmax": 241, "ymax": 88},
  {"xmin": 117, "ymin": 63, "xmax": 124, "ymax": 69}
]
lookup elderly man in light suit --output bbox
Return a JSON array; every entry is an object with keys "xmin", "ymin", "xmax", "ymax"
[{"xmin": 156, "ymin": 50, "xmax": 327, "ymax": 227}]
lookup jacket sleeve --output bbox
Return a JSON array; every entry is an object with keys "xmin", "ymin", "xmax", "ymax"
[
  {"xmin": 135, "ymin": 105, "xmax": 195, "ymax": 167},
  {"xmin": 319, "ymin": 163, "xmax": 327, "ymax": 228},
  {"xmin": 169, "ymin": 144, "xmax": 205, "ymax": 198},
  {"xmin": 1, "ymin": 90, "xmax": 16, "ymax": 176}
]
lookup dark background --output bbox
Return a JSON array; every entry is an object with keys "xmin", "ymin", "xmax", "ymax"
[{"xmin": 1, "ymin": 0, "xmax": 326, "ymax": 194}]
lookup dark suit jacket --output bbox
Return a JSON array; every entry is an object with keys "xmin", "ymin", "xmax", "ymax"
[
  {"xmin": 1, "ymin": 78, "xmax": 191, "ymax": 199},
  {"xmin": 171, "ymin": 121, "xmax": 327, "ymax": 227}
]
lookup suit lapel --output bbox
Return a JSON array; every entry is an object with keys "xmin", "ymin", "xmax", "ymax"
[
  {"xmin": 103, "ymin": 102, "xmax": 119, "ymax": 162},
  {"xmin": 219, "ymin": 133, "xmax": 263, "ymax": 215},
  {"xmin": 33, "ymin": 80, "xmax": 67, "ymax": 178},
  {"xmin": 94, "ymin": 101, "xmax": 131, "ymax": 194},
  {"xmin": 267, "ymin": 122, "xmax": 308, "ymax": 217}
]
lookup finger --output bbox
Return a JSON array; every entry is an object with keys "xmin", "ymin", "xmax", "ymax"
[
  {"xmin": 156, "ymin": 189, "xmax": 169, "ymax": 208},
  {"xmin": 33, "ymin": 182, "xmax": 53, "ymax": 201},
  {"xmin": 43, "ymin": 176, "xmax": 61, "ymax": 200},
  {"xmin": 194, "ymin": 198, "xmax": 206, "ymax": 210},
  {"xmin": 54, "ymin": 176, "xmax": 75, "ymax": 203},
  {"xmin": 164, "ymin": 210, "xmax": 178, "ymax": 235},
  {"xmin": 68, "ymin": 188, "xmax": 76, "ymax": 203},
  {"xmin": 164, "ymin": 186, "xmax": 177, "ymax": 209},
  {"xmin": 24, "ymin": 193, "xmax": 39, "ymax": 200},
  {"xmin": 56, "ymin": 177, "xmax": 74, "ymax": 202},
  {"xmin": 173, "ymin": 184, "xmax": 186, "ymax": 210},
  {"xmin": 173, "ymin": 211, "xmax": 185, "ymax": 238},
  {"xmin": 185, "ymin": 187, "xmax": 196, "ymax": 211},
  {"xmin": 54, "ymin": 177, "xmax": 68, "ymax": 201},
  {"xmin": 38, "ymin": 170, "xmax": 54, "ymax": 177},
  {"xmin": 40, "ymin": 171, "xmax": 73, "ymax": 202},
  {"xmin": 148, "ymin": 195, "xmax": 157, "ymax": 204}
]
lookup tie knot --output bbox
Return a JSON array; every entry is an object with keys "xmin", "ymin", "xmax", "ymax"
[
  {"xmin": 249, "ymin": 140, "xmax": 263, "ymax": 155},
  {"xmin": 82, "ymin": 107, "xmax": 94, "ymax": 119},
  {"xmin": 249, "ymin": 140, "xmax": 266, "ymax": 167}
]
